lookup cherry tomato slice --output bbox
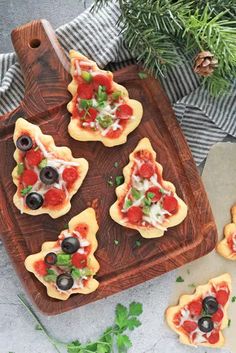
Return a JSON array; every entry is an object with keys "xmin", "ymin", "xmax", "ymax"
[
  {"xmin": 163, "ymin": 195, "xmax": 178, "ymax": 214},
  {"xmin": 62, "ymin": 167, "xmax": 78, "ymax": 185},
  {"xmin": 212, "ymin": 308, "xmax": 224, "ymax": 323},
  {"xmin": 208, "ymin": 331, "xmax": 220, "ymax": 344},
  {"xmin": 71, "ymin": 253, "xmax": 87, "ymax": 269},
  {"xmin": 93, "ymin": 74, "xmax": 112, "ymax": 93},
  {"xmin": 216, "ymin": 290, "xmax": 229, "ymax": 306},
  {"xmin": 127, "ymin": 206, "xmax": 143, "ymax": 223},
  {"xmin": 115, "ymin": 104, "xmax": 133, "ymax": 120},
  {"xmin": 139, "ymin": 163, "xmax": 154, "ymax": 179},
  {"xmin": 75, "ymin": 223, "xmax": 88, "ymax": 238},
  {"xmin": 25, "ymin": 149, "xmax": 43, "ymax": 166},
  {"xmin": 146, "ymin": 186, "xmax": 163, "ymax": 202},
  {"xmin": 34, "ymin": 260, "xmax": 48, "ymax": 276},
  {"xmin": 182, "ymin": 320, "xmax": 198, "ymax": 333},
  {"xmin": 188, "ymin": 300, "xmax": 203, "ymax": 316},
  {"xmin": 22, "ymin": 169, "xmax": 38, "ymax": 185},
  {"xmin": 44, "ymin": 188, "xmax": 66, "ymax": 206},
  {"xmin": 77, "ymin": 83, "xmax": 94, "ymax": 99}
]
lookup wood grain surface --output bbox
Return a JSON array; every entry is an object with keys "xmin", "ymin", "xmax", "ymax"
[{"xmin": 0, "ymin": 20, "xmax": 217, "ymax": 315}]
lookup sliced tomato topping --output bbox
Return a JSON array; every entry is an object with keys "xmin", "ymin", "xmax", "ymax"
[
  {"xmin": 208, "ymin": 331, "xmax": 220, "ymax": 344},
  {"xmin": 25, "ymin": 149, "xmax": 43, "ymax": 166},
  {"xmin": 146, "ymin": 186, "xmax": 163, "ymax": 202},
  {"xmin": 173, "ymin": 312, "xmax": 181, "ymax": 326},
  {"xmin": 62, "ymin": 167, "xmax": 78, "ymax": 185},
  {"xmin": 75, "ymin": 223, "xmax": 88, "ymax": 237},
  {"xmin": 115, "ymin": 104, "xmax": 133, "ymax": 120},
  {"xmin": 71, "ymin": 253, "xmax": 87, "ymax": 269},
  {"xmin": 80, "ymin": 107, "xmax": 98, "ymax": 122},
  {"xmin": 44, "ymin": 188, "xmax": 66, "ymax": 206},
  {"xmin": 212, "ymin": 308, "xmax": 224, "ymax": 323},
  {"xmin": 182, "ymin": 320, "xmax": 198, "ymax": 333},
  {"xmin": 127, "ymin": 206, "xmax": 143, "ymax": 223},
  {"xmin": 216, "ymin": 289, "xmax": 229, "ymax": 306},
  {"xmin": 139, "ymin": 163, "xmax": 154, "ymax": 179},
  {"xmin": 188, "ymin": 300, "xmax": 202, "ymax": 317},
  {"xmin": 93, "ymin": 74, "xmax": 112, "ymax": 93},
  {"xmin": 163, "ymin": 195, "xmax": 178, "ymax": 214},
  {"xmin": 34, "ymin": 260, "xmax": 48, "ymax": 276},
  {"xmin": 77, "ymin": 83, "xmax": 94, "ymax": 99},
  {"xmin": 22, "ymin": 169, "xmax": 38, "ymax": 185}
]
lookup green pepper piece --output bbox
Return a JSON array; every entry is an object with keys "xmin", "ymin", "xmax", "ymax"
[
  {"xmin": 97, "ymin": 115, "xmax": 113, "ymax": 128},
  {"xmin": 43, "ymin": 269, "xmax": 57, "ymax": 282},
  {"xmin": 81, "ymin": 71, "xmax": 92, "ymax": 83},
  {"xmin": 131, "ymin": 188, "xmax": 141, "ymax": 200},
  {"xmin": 56, "ymin": 253, "xmax": 71, "ymax": 266},
  {"xmin": 80, "ymin": 99, "xmax": 93, "ymax": 109},
  {"xmin": 125, "ymin": 199, "xmax": 133, "ymax": 209},
  {"xmin": 97, "ymin": 85, "xmax": 107, "ymax": 102},
  {"xmin": 17, "ymin": 163, "xmax": 24, "ymax": 175},
  {"xmin": 21, "ymin": 185, "xmax": 33, "ymax": 196},
  {"xmin": 38, "ymin": 158, "xmax": 47, "ymax": 169}
]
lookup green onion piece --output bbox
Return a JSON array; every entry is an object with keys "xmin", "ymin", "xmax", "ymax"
[
  {"xmin": 21, "ymin": 185, "xmax": 33, "ymax": 196},
  {"xmin": 146, "ymin": 192, "xmax": 155, "ymax": 199},
  {"xmin": 142, "ymin": 205, "xmax": 150, "ymax": 215},
  {"xmin": 97, "ymin": 85, "xmax": 107, "ymax": 102},
  {"xmin": 143, "ymin": 197, "xmax": 152, "ymax": 206},
  {"xmin": 125, "ymin": 199, "xmax": 133, "ymax": 208},
  {"xmin": 71, "ymin": 267, "xmax": 81, "ymax": 279},
  {"xmin": 43, "ymin": 269, "xmax": 57, "ymax": 282},
  {"xmin": 56, "ymin": 253, "xmax": 71, "ymax": 266},
  {"xmin": 97, "ymin": 115, "xmax": 113, "ymax": 128},
  {"xmin": 131, "ymin": 188, "xmax": 141, "ymax": 200},
  {"xmin": 81, "ymin": 71, "xmax": 92, "ymax": 83},
  {"xmin": 115, "ymin": 175, "xmax": 124, "ymax": 186},
  {"xmin": 80, "ymin": 99, "xmax": 93, "ymax": 110},
  {"xmin": 38, "ymin": 158, "xmax": 47, "ymax": 169},
  {"xmin": 112, "ymin": 91, "xmax": 121, "ymax": 100},
  {"xmin": 17, "ymin": 163, "xmax": 24, "ymax": 175}
]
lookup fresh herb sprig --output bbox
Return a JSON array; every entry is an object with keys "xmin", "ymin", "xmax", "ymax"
[{"xmin": 18, "ymin": 294, "xmax": 142, "ymax": 353}]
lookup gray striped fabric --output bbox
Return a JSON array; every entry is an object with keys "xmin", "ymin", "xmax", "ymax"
[{"xmin": 0, "ymin": 1, "xmax": 235, "ymax": 165}]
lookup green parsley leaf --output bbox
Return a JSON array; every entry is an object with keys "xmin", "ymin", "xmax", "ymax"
[
  {"xmin": 138, "ymin": 72, "xmax": 148, "ymax": 80},
  {"xmin": 117, "ymin": 334, "xmax": 132, "ymax": 352},
  {"xmin": 80, "ymin": 99, "xmax": 93, "ymax": 109},
  {"xmin": 228, "ymin": 319, "xmax": 231, "ymax": 327},
  {"xmin": 176, "ymin": 276, "xmax": 184, "ymax": 283},
  {"xmin": 146, "ymin": 192, "xmax": 155, "ymax": 199},
  {"xmin": 21, "ymin": 185, "xmax": 32, "ymax": 196},
  {"xmin": 81, "ymin": 71, "xmax": 92, "ymax": 83},
  {"xmin": 67, "ymin": 340, "xmax": 82, "ymax": 353},
  {"xmin": 114, "ymin": 161, "xmax": 119, "ymax": 168},
  {"xmin": 232, "ymin": 296, "xmax": 236, "ymax": 303},
  {"xmin": 125, "ymin": 199, "xmax": 133, "ymax": 208},
  {"xmin": 56, "ymin": 253, "xmax": 71, "ymax": 266},
  {"xmin": 114, "ymin": 239, "xmax": 119, "ymax": 245},
  {"xmin": 17, "ymin": 162, "xmax": 24, "ymax": 175},
  {"xmin": 38, "ymin": 158, "xmax": 47, "ymax": 169},
  {"xmin": 131, "ymin": 188, "xmax": 141, "ymax": 200},
  {"xmin": 97, "ymin": 343, "xmax": 108, "ymax": 353},
  {"xmin": 115, "ymin": 304, "xmax": 129, "ymax": 329},
  {"xmin": 129, "ymin": 302, "xmax": 143, "ymax": 316},
  {"xmin": 126, "ymin": 317, "xmax": 141, "ymax": 330},
  {"xmin": 115, "ymin": 175, "xmax": 124, "ymax": 186}
]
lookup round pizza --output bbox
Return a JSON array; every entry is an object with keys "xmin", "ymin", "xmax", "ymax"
[
  {"xmin": 110, "ymin": 137, "xmax": 188, "ymax": 238},
  {"xmin": 25, "ymin": 208, "xmax": 100, "ymax": 300},
  {"xmin": 217, "ymin": 204, "xmax": 236, "ymax": 260},
  {"xmin": 67, "ymin": 50, "xmax": 143, "ymax": 147},
  {"xmin": 12, "ymin": 118, "xmax": 88, "ymax": 218}
]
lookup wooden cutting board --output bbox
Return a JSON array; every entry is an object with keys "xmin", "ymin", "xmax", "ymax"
[{"xmin": 0, "ymin": 19, "xmax": 217, "ymax": 315}]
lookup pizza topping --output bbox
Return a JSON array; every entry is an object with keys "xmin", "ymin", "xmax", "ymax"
[
  {"xmin": 25, "ymin": 149, "xmax": 43, "ymax": 166},
  {"xmin": 61, "ymin": 237, "xmax": 80, "ymax": 254},
  {"xmin": 44, "ymin": 252, "xmax": 57, "ymax": 265},
  {"xmin": 22, "ymin": 169, "xmax": 38, "ymax": 186},
  {"xmin": 115, "ymin": 104, "xmax": 133, "ymax": 120},
  {"xmin": 39, "ymin": 166, "xmax": 59, "ymax": 185},
  {"xmin": 188, "ymin": 300, "xmax": 202, "ymax": 316},
  {"xmin": 208, "ymin": 331, "xmax": 220, "ymax": 344},
  {"xmin": 227, "ymin": 232, "xmax": 236, "ymax": 252},
  {"xmin": 44, "ymin": 188, "xmax": 66, "ymax": 206},
  {"xmin": 216, "ymin": 289, "xmax": 229, "ymax": 306},
  {"xmin": 56, "ymin": 273, "xmax": 74, "ymax": 291},
  {"xmin": 198, "ymin": 317, "xmax": 214, "ymax": 333},
  {"xmin": 62, "ymin": 167, "xmax": 78, "ymax": 185},
  {"xmin": 182, "ymin": 320, "xmax": 198, "ymax": 333},
  {"xmin": 71, "ymin": 252, "xmax": 88, "ymax": 269},
  {"xmin": 93, "ymin": 73, "xmax": 112, "ymax": 93},
  {"xmin": 139, "ymin": 162, "xmax": 154, "ymax": 178},
  {"xmin": 34, "ymin": 260, "xmax": 48, "ymax": 276},
  {"xmin": 202, "ymin": 296, "xmax": 218, "ymax": 315},
  {"xmin": 127, "ymin": 206, "xmax": 143, "ymax": 223},
  {"xmin": 163, "ymin": 196, "xmax": 178, "ymax": 214},
  {"xmin": 26, "ymin": 192, "xmax": 44, "ymax": 210},
  {"xmin": 16, "ymin": 135, "xmax": 33, "ymax": 151},
  {"xmin": 212, "ymin": 308, "xmax": 224, "ymax": 323}
]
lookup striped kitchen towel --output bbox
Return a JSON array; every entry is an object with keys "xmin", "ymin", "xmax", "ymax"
[{"xmin": 0, "ymin": 1, "xmax": 235, "ymax": 165}]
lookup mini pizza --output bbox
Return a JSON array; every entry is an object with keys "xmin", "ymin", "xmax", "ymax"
[
  {"xmin": 166, "ymin": 273, "xmax": 232, "ymax": 348},
  {"xmin": 12, "ymin": 118, "xmax": 88, "ymax": 218},
  {"xmin": 25, "ymin": 208, "xmax": 100, "ymax": 300},
  {"xmin": 109, "ymin": 138, "xmax": 188, "ymax": 238},
  {"xmin": 67, "ymin": 50, "xmax": 143, "ymax": 147},
  {"xmin": 217, "ymin": 204, "xmax": 236, "ymax": 260}
]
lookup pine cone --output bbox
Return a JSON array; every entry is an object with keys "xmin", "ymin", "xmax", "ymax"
[{"xmin": 193, "ymin": 51, "xmax": 218, "ymax": 77}]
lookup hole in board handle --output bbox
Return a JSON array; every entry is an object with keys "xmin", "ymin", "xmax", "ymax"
[{"xmin": 29, "ymin": 38, "xmax": 41, "ymax": 48}]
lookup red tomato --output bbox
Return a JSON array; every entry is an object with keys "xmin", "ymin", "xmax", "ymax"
[
  {"xmin": 62, "ymin": 167, "xmax": 78, "ymax": 185},
  {"xmin": 216, "ymin": 290, "xmax": 229, "ymax": 306},
  {"xmin": 77, "ymin": 83, "xmax": 94, "ymax": 99},
  {"xmin": 208, "ymin": 331, "xmax": 220, "ymax": 344},
  {"xmin": 212, "ymin": 308, "xmax": 224, "ymax": 323},
  {"xmin": 173, "ymin": 312, "xmax": 181, "ymax": 326},
  {"xmin": 71, "ymin": 253, "xmax": 87, "ymax": 269},
  {"xmin": 139, "ymin": 163, "xmax": 154, "ymax": 179},
  {"xmin": 25, "ymin": 149, "xmax": 43, "ymax": 166},
  {"xmin": 146, "ymin": 187, "xmax": 163, "ymax": 202},
  {"xmin": 44, "ymin": 188, "xmax": 66, "ymax": 206},
  {"xmin": 93, "ymin": 74, "xmax": 112, "ymax": 93},
  {"xmin": 22, "ymin": 169, "xmax": 38, "ymax": 185},
  {"xmin": 34, "ymin": 260, "xmax": 48, "ymax": 276},
  {"xmin": 163, "ymin": 195, "xmax": 178, "ymax": 214},
  {"xmin": 188, "ymin": 300, "xmax": 202, "ymax": 316},
  {"xmin": 182, "ymin": 320, "xmax": 198, "ymax": 333},
  {"xmin": 84, "ymin": 107, "xmax": 98, "ymax": 122},
  {"xmin": 115, "ymin": 104, "xmax": 133, "ymax": 120},
  {"xmin": 127, "ymin": 206, "xmax": 143, "ymax": 223},
  {"xmin": 75, "ymin": 223, "xmax": 88, "ymax": 237}
]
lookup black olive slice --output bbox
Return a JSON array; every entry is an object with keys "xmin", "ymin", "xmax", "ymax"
[
  {"xmin": 25, "ymin": 192, "xmax": 44, "ymax": 210},
  {"xmin": 61, "ymin": 237, "xmax": 80, "ymax": 254},
  {"xmin": 202, "ymin": 296, "xmax": 218, "ymax": 315},
  {"xmin": 56, "ymin": 273, "xmax": 74, "ymax": 290},
  {"xmin": 16, "ymin": 135, "xmax": 33, "ymax": 151},
  {"xmin": 198, "ymin": 316, "xmax": 214, "ymax": 333},
  {"xmin": 44, "ymin": 252, "xmax": 57, "ymax": 265},
  {"xmin": 40, "ymin": 166, "xmax": 59, "ymax": 185}
]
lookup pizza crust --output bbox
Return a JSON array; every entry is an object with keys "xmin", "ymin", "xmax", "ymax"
[
  {"xmin": 217, "ymin": 205, "xmax": 236, "ymax": 260},
  {"xmin": 67, "ymin": 50, "xmax": 143, "ymax": 147},
  {"xmin": 24, "ymin": 208, "xmax": 100, "ymax": 300},
  {"xmin": 109, "ymin": 137, "xmax": 188, "ymax": 238},
  {"xmin": 166, "ymin": 273, "xmax": 232, "ymax": 348},
  {"xmin": 12, "ymin": 118, "xmax": 89, "ymax": 218}
]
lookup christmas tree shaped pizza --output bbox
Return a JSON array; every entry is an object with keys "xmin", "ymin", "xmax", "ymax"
[
  {"xmin": 217, "ymin": 204, "xmax": 236, "ymax": 260},
  {"xmin": 67, "ymin": 50, "xmax": 143, "ymax": 147},
  {"xmin": 12, "ymin": 118, "xmax": 88, "ymax": 218},
  {"xmin": 166, "ymin": 274, "xmax": 232, "ymax": 348},
  {"xmin": 25, "ymin": 208, "xmax": 100, "ymax": 300},
  {"xmin": 110, "ymin": 138, "xmax": 188, "ymax": 238}
]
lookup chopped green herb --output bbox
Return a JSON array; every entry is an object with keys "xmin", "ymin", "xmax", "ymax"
[
  {"xmin": 232, "ymin": 296, "xmax": 236, "ymax": 303},
  {"xmin": 107, "ymin": 177, "xmax": 114, "ymax": 186},
  {"xmin": 142, "ymin": 205, "xmax": 150, "ymax": 215},
  {"xmin": 81, "ymin": 71, "xmax": 92, "ymax": 83},
  {"xmin": 228, "ymin": 319, "xmax": 231, "ymax": 327},
  {"xmin": 43, "ymin": 269, "xmax": 57, "ymax": 282},
  {"xmin": 97, "ymin": 85, "xmax": 107, "ymax": 102},
  {"xmin": 131, "ymin": 188, "xmax": 141, "ymax": 200},
  {"xmin": 112, "ymin": 91, "xmax": 121, "ymax": 100},
  {"xmin": 176, "ymin": 276, "xmax": 184, "ymax": 283},
  {"xmin": 146, "ymin": 192, "xmax": 155, "ymax": 199},
  {"xmin": 143, "ymin": 197, "xmax": 152, "ymax": 206},
  {"xmin": 21, "ymin": 185, "xmax": 33, "ymax": 196},
  {"xmin": 125, "ymin": 199, "xmax": 133, "ymax": 208},
  {"xmin": 38, "ymin": 158, "xmax": 47, "ymax": 169},
  {"xmin": 188, "ymin": 283, "xmax": 196, "ymax": 288},
  {"xmin": 135, "ymin": 240, "xmax": 141, "ymax": 247},
  {"xmin": 80, "ymin": 99, "xmax": 93, "ymax": 109},
  {"xmin": 114, "ymin": 239, "xmax": 119, "ymax": 245},
  {"xmin": 114, "ymin": 161, "xmax": 119, "ymax": 168},
  {"xmin": 17, "ymin": 162, "xmax": 24, "ymax": 175},
  {"xmin": 97, "ymin": 115, "xmax": 113, "ymax": 128},
  {"xmin": 138, "ymin": 72, "xmax": 148, "ymax": 79},
  {"xmin": 71, "ymin": 267, "xmax": 82, "ymax": 279},
  {"xmin": 56, "ymin": 253, "xmax": 71, "ymax": 266},
  {"xmin": 116, "ymin": 175, "xmax": 124, "ymax": 186},
  {"xmin": 159, "ymin": 188, "xmax": 165, "ymax": 194}
]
